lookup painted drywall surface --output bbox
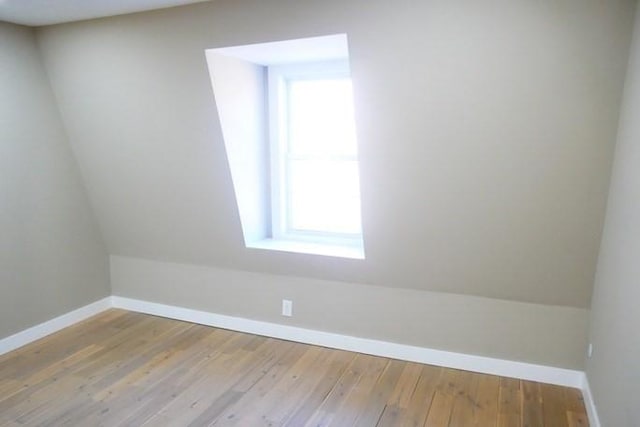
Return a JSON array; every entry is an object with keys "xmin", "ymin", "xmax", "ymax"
[
  {"xmin": 586, "ymin": 4, "xmax": 640, "ymax": 426},
  {"xmin": 206, "ymin": 52, "xmax": 269, "ymax": 243},
  {"xmin": 111, "ymin": 255, "xmax": 588, "ymax": 369},
  {"xmin": 35, "ymin": 0, "xmax": 635, "ymax": 307},
  {"xmin": 0, "ymin": 22, "xmax": 110, "ymax": 339}
]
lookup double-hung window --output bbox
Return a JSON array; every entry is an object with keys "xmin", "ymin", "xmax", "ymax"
[
  {"xmin": 268, "ymin": 60, "xmax": 363, "ymax": 252},
  {"xmin": 206, "ymin": 34, "xmax": 364, "ymax": 258}
]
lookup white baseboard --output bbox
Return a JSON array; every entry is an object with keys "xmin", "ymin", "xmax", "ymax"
[
  {"xmin": 0, "ymin": 297, "xmax": 112, "ymax": 356},
  {"xmin": 581, "ymin": 374, "xmax": 602, "ymax": 427},
  {"xmin": 0, "ymin": 295, "xmax": 600, "ymax": 427},
  {"xmin": 111, "ymin": 296, "xmax": 584, "ymax": 389}
]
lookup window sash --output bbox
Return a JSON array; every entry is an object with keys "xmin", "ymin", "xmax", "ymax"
[{"xmin": 268, "ymin": 60, "xmax": 363, "ymax": 245}]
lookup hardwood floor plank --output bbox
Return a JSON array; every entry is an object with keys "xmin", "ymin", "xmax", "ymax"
[
  {"xmin": 100, "ymin": 331, "xmax": 232, "ymax": 426},
  {"xmin": 424, "ymin": 391, "xmax": 454, "ymax": 427},
  {"xmin": 541, "ymin": 384, "xmax": 570, "ymax": 427},
  {"xmin": 222, "ymin": 345, "xmax": 341, "ymax": 426},
  {"xmin": 0, "ymin": 310, "xmax": 133, "ymax": 381},
  {"xmin": 567, "ymin": 411, "xmax": 589, "ymax": 427},
  {"xmin": 497, "ymin": 377, "xmax": 522, "ymax": 427},
  {"xmin": 280, "ymin": 349, "xmax": 354, "ymax": 426},
  {"xmin": 261, "ymin": 346, "xmax": 338, "ymax": 426},
  {"xmin": 331, "ymin": 356, "xmax": 398, "ymax": 426},
  {"xmin": 141, "ymin": 337, "xmax": 290, "ymax": 426},
  {"xmin": 302, "ymin": 353, "xmax": 370, "ymax": 427},
  {"xmin": 326, "ymin": 355, "xmax": 389, "ymax": 426},
  {"xmin": 92, "ymin": 324, "xmax": 220, "ymax": 402},
  {"xmin": 0, "ymin": 310, "xmax": 589, "ymax": 427},
  {"xmin": 350, "ymin": 358, "xmax": 404, "ymax": 426},
  {"xmin": 374, "ymin": 362, "xmax": 422, "ymax": 426},
  {"xmin": 389, "ymin": 362, "xmax": 424, "ymax": 409},
  {"xmin": 397, "ymin": 364, "xmax": 441, "ymax": 427},
  {"xmin": 522, "ymin": 381, "xmax": 543, "ymax": 427},
  {"xmin": 473, "ymin": 373, "xmax": 500, "ymax": 426},
  {"xmin": 448, "ymin": 370, "xmax": 480, "ymax": 426},
  {"xmin": 564, "ymin": 386, "xmax": 589, "ymax": 427},
  {"xmin": 563, "ymin": 387, "xmax": 587, "ymax": 414},
  {"xmin": 196, "ymin": 342, "xmax": 310, "ymax": 426},
  {"xmin": 14, "ymin": 374, "xmax": 88, "ymax": 426}
]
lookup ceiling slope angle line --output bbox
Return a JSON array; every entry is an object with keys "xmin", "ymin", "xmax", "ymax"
[{"xmin": 0, "ymin": 0, "xmax": 208, "ymax": 26}]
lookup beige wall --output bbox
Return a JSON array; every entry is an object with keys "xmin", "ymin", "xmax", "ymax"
[
  {"xmin": 0, "ymin": 22, "xmax": 110, "ymax": 339},
  {"xmin": 10, "ymin": 0, "xmax": 633, "ymax": 371},
  {"xmin": 586, "ymin": 4, "xmax": 640, "ymax": 426},
  {"xmin": 112, "ymin": 255, "xmax": 588, "ymax": 369},
  {"xmin": 206, "ymin": 52, "xmax": 270, "ymax": 243},
  {"xmin": 35, "ymin": 0, "xmax": 635, "ymax": 309}
]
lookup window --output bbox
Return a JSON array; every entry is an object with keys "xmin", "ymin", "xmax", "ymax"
[
  {"xmin": 205, "ymin": 34, "xmax": 364, "ymax": 259},
  {"xmin": 269, "ymin": 61, "xmax": 363, "ymax": 249}
]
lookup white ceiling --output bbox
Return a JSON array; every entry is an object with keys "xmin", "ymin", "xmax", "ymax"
[{"xmin": 0, "ymin": 0, "xmax": 208, "ymax": 26}]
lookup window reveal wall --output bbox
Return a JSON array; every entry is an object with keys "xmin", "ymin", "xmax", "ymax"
[{"xmin": 206, "ymin": 34, "xmax": 365, "ymax": 259}]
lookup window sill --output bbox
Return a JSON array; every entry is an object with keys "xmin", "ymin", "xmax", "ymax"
[{"xmin": 247, "ymin": 239, "xmax": 365, "ymax": 259}]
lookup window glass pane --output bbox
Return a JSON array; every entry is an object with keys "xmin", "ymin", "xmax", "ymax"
[
  {"xmin": 288, "ymin": 159, "xmax": 362, "ymax": 234},
  {"xmin": 287, "ymin": 78, "xmax": 357, "ymax": 158}
]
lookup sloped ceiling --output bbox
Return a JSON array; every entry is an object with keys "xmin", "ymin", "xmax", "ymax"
[
  {"xmin": 33, "ymin": 0, "xmax": 637, "ymax": 308},
  {"xmin": 0, "ymin": 0, "xmax": 207, "ymax": 26}
]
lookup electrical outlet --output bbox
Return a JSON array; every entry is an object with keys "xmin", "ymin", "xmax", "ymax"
[
  {"xmin": 282, "ymin": 299, "xmax": 293, "ymax": 317},
  {"xmin": 587, "ymin": 343, "xmax": 593, "ymax": 358}
]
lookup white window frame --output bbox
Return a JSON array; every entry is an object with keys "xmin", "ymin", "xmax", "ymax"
[{"xmin": 268, "ymin": 59, "xmax": 363, "ymax": 248}]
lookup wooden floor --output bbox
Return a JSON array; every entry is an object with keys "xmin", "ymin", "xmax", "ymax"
[{"xmin": 0, "ymin": 310, "xmax": 588, "ymax": 427}]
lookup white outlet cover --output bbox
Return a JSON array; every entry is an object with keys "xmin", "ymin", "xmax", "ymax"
[{"xmin": 282, "ymin": 299, "xmax": 293, "ymax": 317}]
